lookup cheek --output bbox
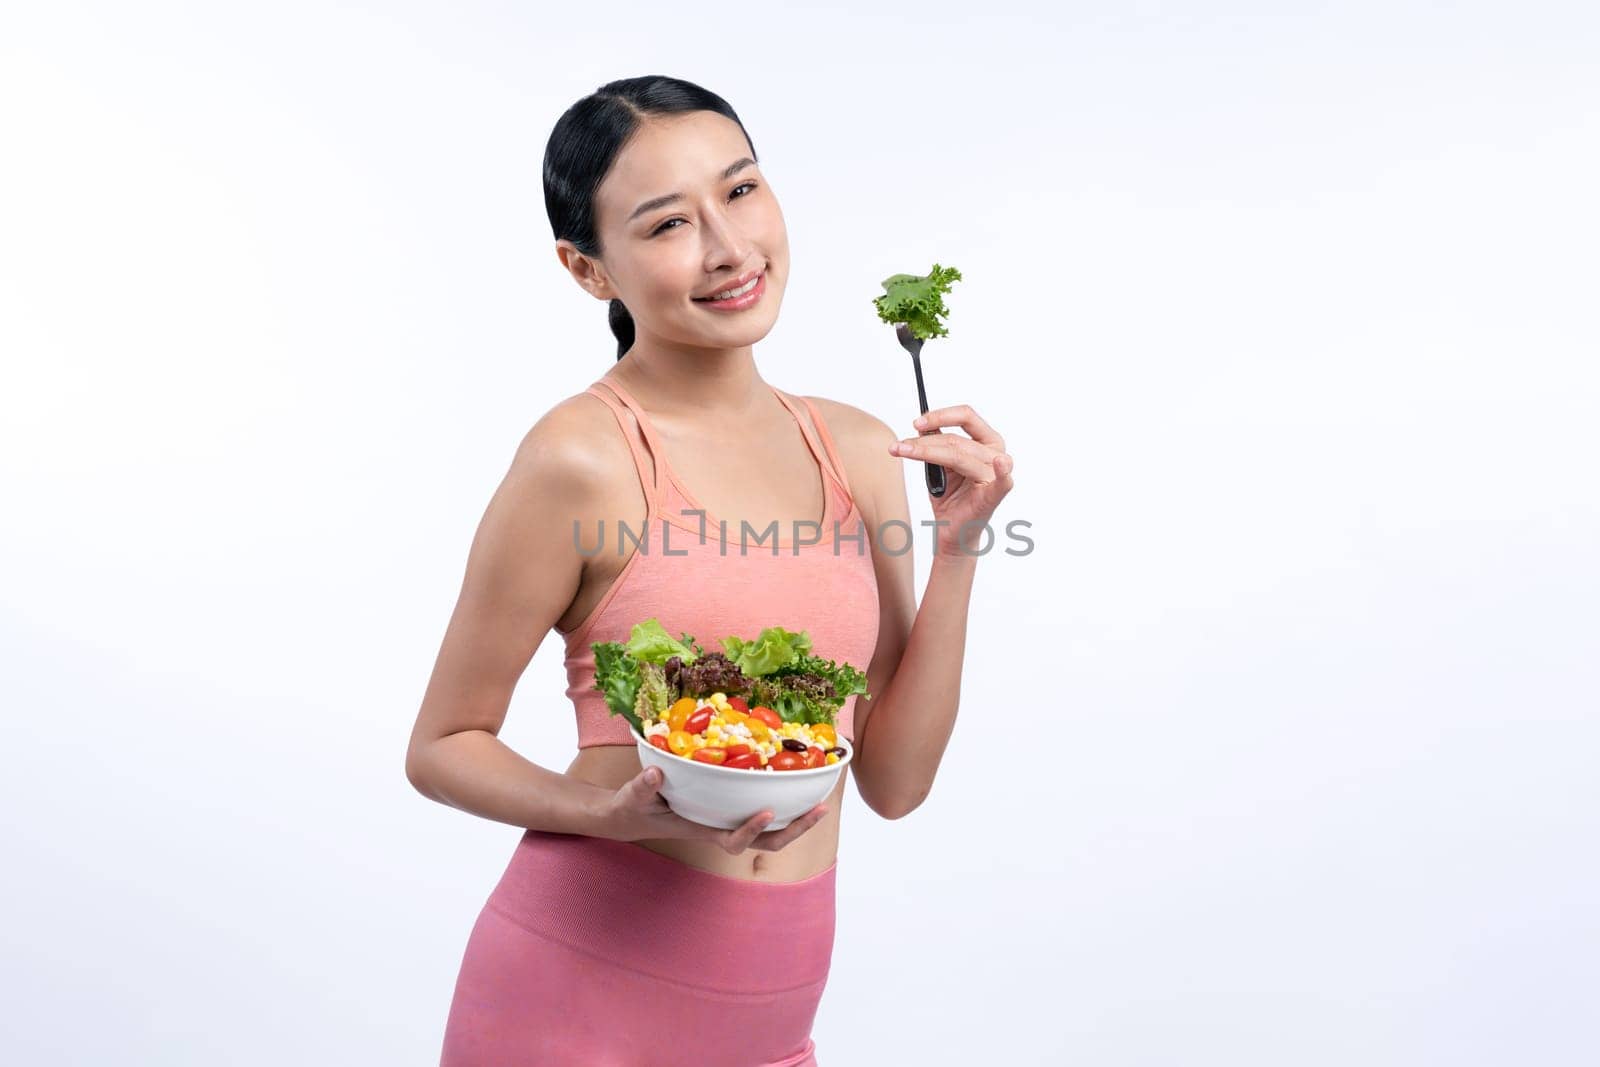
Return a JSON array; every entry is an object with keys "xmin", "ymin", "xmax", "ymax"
[
  {"xmin": 757, "ymin": 208, "xmax": 789, "ymax": 280},
  {"xmin": 768, "ymin": 230, "xmax": 788, "ymax": 267},
  {"xmin": 639, "ymin": 248, "xmax": 704, "ymax": 301},
  {"xmin": 762, "ymin": 201, "xmax": 789, "ymax": 250}
]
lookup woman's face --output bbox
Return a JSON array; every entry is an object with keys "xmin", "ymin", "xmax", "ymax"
[{"xmin": 574, "ymin": 110, "xmax": 789, "ymax": 350}]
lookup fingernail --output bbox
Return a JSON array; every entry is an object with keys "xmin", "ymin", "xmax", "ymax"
[
  {"xmin": 888, "ymin": 442, "xmax": 901, "ymax": 455},
  {"xmin": 914, "ymin": 415, "xmax": 927, "ymax": 427}
]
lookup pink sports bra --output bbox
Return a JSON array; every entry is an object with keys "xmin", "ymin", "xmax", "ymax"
[{"xmin": 557, "ymin": 376, "xmax": 881, "ymax": 749}]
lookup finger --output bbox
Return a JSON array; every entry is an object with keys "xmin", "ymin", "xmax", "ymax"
[
  {"xmin": 913, "ymin": 405, "xmax": 1004, "ymax": 451},
  {"xmin": 720, "ymin": 809, "xmax": 775, "ymax": 854},
  {"xmin": 891, "ymin": 436, "xmax": 1001, "ymax": 483},
  {"xmin": 994, "ymin": 452, "xmax": 1015, "ymax": 486},
  {"xmin": 622, "ymin": 765, "xmax": 664, "ymax": 807},
  {"xmin": 754, "ymin": 804, "xmax": 829, "ymax": 850}
]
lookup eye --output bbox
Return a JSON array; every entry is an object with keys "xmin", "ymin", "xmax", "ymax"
[{"xmin": 650, "ymin": 182, "xmax": 760, "ymax": 236}]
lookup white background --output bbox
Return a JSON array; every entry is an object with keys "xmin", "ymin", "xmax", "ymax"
[{"xmin": 3, "ymin": 2, "xmax": 1597, "ymax": 1064}]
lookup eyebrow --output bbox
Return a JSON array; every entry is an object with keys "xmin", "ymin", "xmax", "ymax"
[{"xmin": 627, "ymin": 157, "xmax": 758, "ymax": 223}]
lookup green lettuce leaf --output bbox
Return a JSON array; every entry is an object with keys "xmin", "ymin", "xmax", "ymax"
[
  {"xmin": 780, "ymin": 653, "xmax": 871, "ymax": 704},
  {"xmin": 721, "ymin": 626, "xmax": 813, "ymax": 677},
  {"xmin": 771, "ymin": 686, "xmax": 835, "ymax": 727},
  {"xmin": 750, "ymin": 664, "xmax": 867, "ymax": 728},
  {"xmin": 634, "ymin": 661, "xmax": 672, "ymax": 725},
  {"xmin": 873, "ymin": 263, "xmax": 962, "ymax": 340},
  {"xmin": 592, "ymin": 641, "xmax": 645, "ymax": 735},
  {"xmin": 624, "ymin": 618, "xmax": 701, "ymax": 666},
  {"xmin": 597, "ymin": 619, "xmax": 868, "ymax": 735}
]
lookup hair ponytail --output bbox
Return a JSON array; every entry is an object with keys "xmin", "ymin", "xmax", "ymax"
[
  {"xmin": 607, "ymin": 299, "xmax": 635, "ymax": 362},
  {"xmin": 542, "ymin": 75, "xmax": 756, "ymax": 362}
]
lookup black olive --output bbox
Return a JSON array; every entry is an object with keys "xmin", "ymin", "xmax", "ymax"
[
  {"xmin": 781, "ymin": 738, "xmax": 808, "ymax": 752},
  {"xmin": 827, "ymin": 746, "xmax": 846, "ymax": 757}
]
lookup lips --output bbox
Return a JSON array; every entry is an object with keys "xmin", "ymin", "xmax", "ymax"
[{"xmin": 693, "ymin": 267, "xmax": 764, "ymax": 301}]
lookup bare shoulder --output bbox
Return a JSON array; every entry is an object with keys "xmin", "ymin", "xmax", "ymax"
[
  {"xmin": 505, "ymin": 388, "xmax": 632, "ymax": 499},
  {"xmin": 800, "ymin": 394, "xmax": 898, "ymax": 452},
  {"xmin": 797, "ymin": 394, "xmax": 907, "ymax": 531},
  {"xmin": 406, "ymin": 388, "xmax": 632, "ymax": 749}
]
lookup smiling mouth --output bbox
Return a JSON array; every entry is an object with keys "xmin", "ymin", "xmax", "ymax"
[{"xmin": 693, "ymin": 270, "xmax": 765, "ymax": 302}]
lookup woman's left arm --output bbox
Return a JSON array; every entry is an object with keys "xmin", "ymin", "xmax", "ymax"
[{"xmin": 828, "ymin": 401, "xmax": 1016, "ymax": 820}]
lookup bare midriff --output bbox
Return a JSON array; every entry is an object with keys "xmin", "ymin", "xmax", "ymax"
[{"xmin": 563, "ymin": 746, "xmax": 847, "ymax": 884}]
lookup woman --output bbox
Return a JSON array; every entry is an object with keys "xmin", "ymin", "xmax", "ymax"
[{"xmin": 407, "ymin": 75, "xmax": 1016, "ymax": 1066}]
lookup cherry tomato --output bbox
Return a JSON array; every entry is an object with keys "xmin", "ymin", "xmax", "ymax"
[
  {"xmin": 745, "ymin": 719, "xmax": 771, "ymax": 743},
  {"xmin": 724, "ymin": 752, "xmax": 761, "ymax": 770},
  {"xmin": 812, "ymin": 723, "xmax": 837, "ymax": 748},
  {"xmin": 805, "ymin": 746, "xmax": 826, "ymax": 768},
  {"xmin": 667, "ymin": 698, "xmax": 697, "ymax": 732},
  {"xmin": 684, "ymin": 707, "xmax": 713, "ymax": 735},
  {"xmin": 769, "ymin": 751, "xmax": 805, "ymax": 772},
  {"xmin": 727, "ymin": 696, "xmax": 750, "ymax": 714},
  {"xmin": 648, "ymin": 734, "xmax": 670, "ymax": 752},
  {"xmin": 749, "ymin": 706, "xmax": 783, "ymax": 729},
  {"xmin": 667, "ymin": 730, "xmax": 695, "ymax": 757},
  {"xmin": 721, "ymin": 744, "xmax": 752, "ymax": 759},
  {"xmin": 691, "ymin": 747, "xmax": 727, "ymax": 765}
]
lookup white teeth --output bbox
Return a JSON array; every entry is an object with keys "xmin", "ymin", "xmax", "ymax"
[{"xmin": 700, "ymin": 274, "xmax": 759, "ymax": 301}]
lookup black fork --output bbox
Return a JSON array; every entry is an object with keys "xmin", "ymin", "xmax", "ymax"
[{"xmin": 895, "ymin": 323, "xmax": 947, "ymax": 497}]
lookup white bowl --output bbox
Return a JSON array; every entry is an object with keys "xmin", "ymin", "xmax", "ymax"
[{"xmin": 632, "ymin": 725, "xmax": 851, "ymax": 830}]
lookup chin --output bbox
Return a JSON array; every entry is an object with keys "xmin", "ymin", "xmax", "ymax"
[
  {"xmin": 715, "ymin": 317, "xmax": 779, "ymax": 348},
  {"xmin": 690, "ymin": 284, "xmax": 783, "ymax": 342}
]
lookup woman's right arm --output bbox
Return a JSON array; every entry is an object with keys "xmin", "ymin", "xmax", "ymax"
[{"xmin": 403, "ymin": 399, "xmax": 619, "ymax": 837}]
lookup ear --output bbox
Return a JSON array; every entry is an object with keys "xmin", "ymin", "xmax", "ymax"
[{"xmin": 555, "ymin": 241, "xmax": 613, "ymax": 301}]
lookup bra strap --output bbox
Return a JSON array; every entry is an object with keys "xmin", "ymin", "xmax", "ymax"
[
  {"xmin": 795, "ymin": 395, "xmax": 854, "ymax": 497},
  {"xmin": 591, "ymin": 378, "xmax": 674, "ymax": 481},
  {"xmin": 585, "ymin": 383, "xmax": 662, "ymax": 516},
  {"xmin": 769, "ymin": 386, "xmax": 836, "ymax": 480}
]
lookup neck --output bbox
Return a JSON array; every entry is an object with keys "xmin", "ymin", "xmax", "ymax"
[{"xmin": 611, "ymin": 331, "xmax": 766, "ymax": 416}]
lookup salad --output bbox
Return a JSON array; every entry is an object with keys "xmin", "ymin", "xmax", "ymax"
[
  {"xmin": 592, "ymin": 618, "xmax": 870, "ymax": 772},
  {"xmin": 872, "ymin": 262, "xmax": 962, "ymax": 340}
]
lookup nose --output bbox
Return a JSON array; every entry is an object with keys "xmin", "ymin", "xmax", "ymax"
[{"xmin": 701, "ymin": 202, "xmax": 754, "ymax": 273}]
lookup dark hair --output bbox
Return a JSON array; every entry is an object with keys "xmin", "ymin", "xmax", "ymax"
[{"xmin": 543, "ymin": 76, "xmax": 759, "ymax": 361}]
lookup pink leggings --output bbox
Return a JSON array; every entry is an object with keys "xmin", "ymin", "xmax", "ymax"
[{"xmin": 440, "ymin": 829, "xmax": 838, "ymax": 1066}]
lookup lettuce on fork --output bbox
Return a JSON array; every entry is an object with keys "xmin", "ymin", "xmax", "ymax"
[
  {"xmin": 872, "ymin": 262, "xmax": 962, "ymax": 340},
  {"xmin": 592, "ymin": 619, "xmax": 871, "ymax": 737}
]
